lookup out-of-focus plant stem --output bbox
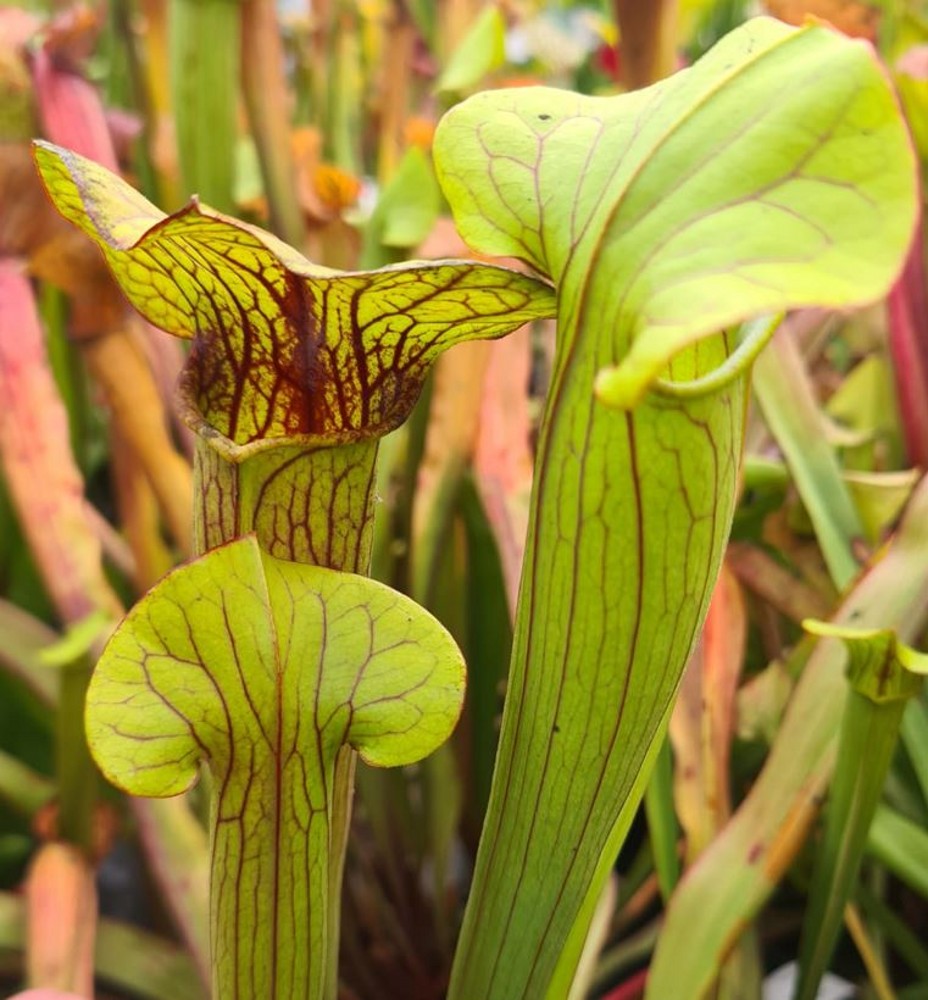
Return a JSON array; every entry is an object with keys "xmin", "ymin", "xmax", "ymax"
[
  {"xmin": 109, "ymin": 427, "xmax": 175, "ymax": 588},
  {"xmin": 25, "ymin": 843, "xmax": 96, "ymax": 997},
  {"xmin": 56, "ymin": 656, "xmax": 96, "ymax": 851},
  {"xmin": 40, "ymin": 285, "xmax": 89, "ymax": 473},
  {"xmin": 376, "ymin": 1, "xmax": 416, "ymax": 183},
  {"xmin": 844, "ymin": 904, "xmax": 896, "ymax": 1000},
  {"xmin": 613, "ymin": 0, "xmax": 679, "ymax": 90},
  {"xmin": 80, "ymin": 330, "xmax": 193, "ymax": 557},
  {"xmin": 169, "ymin": 0, "xmax": 238, "ymax": 210},
  {"xmin": 241, "ymin": 0, "xmax": 306, "ymax": 247},
  {"xmin": 326, "ymin": 0, "xmax": 362, "ymax": 174},
  {"xmin": 0, "ymin": 262, "xmax": 122, "ymax": 861},
  {"xmin": 137, "ymin": 0, "xmax": 180, "ymax": 207},
  {"xmin": 888, "ymin": 218, "xmax": 928, "ymax": 468}
]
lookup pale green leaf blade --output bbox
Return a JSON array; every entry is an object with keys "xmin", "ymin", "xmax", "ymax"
[
  {"xmin": 86, "ymin": 535, "xmax": 465, "ymax": 997},
  {"xmin": 438, "ymin": 17, "xmax": 917, "ymax": 1000},
  {"xmin": 267, "ymin": 551, "xmax": 465, "ymax": 767},
  {"xmin": 87, "ymin": 535, "xmax": 465, "ymax": 787},
  {"xmin": 435, "ymin": 17, "xmax": 918, "ymax": 405}
]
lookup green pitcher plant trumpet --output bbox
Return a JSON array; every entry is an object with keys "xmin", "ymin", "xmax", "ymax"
[
  {"xmin": 32, "ymin": 141, "xmax": 554, "ymax": 999},
  {"xmin": 33, "ymin": 13, "xmax": 918, "ymax": 1000},
  {"xmin": 432, "ymin": 16, "xmax": 917, "ymax": 998}
]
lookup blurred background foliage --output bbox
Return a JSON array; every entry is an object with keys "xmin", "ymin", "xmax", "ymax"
[{"xmin": 0, "ymin": 0, "xmax": 927, "ymax": 998}]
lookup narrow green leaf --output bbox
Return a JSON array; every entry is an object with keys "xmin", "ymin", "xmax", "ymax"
[
  {"xmin": 460, "ymin": 475, "xmax": 512, "ymax": 827},
  {"xmin": 753, "ymin": 327, "xmax": 866, "ymax": 590},
  {"xmin": 39, "ymin": 610, "xmax": 111, "ymax": 668},
  {"xmin": 86, "ymin": 535, "xmax": 465, "ymax": 999},
  {"xmin": 434, "ymin": 18, "xmax": 917, "ymax": 998},
  {"xmin": 900, "ymin": 696, "xmax": 928, "ymax": 805},
  {"xmin": 361, "ymin": 147, "xmax": 441, "ymax": 268},
  {"xmin": 643, "ymin": 739, "xmax": 680, "ymax": 902},
  {"xmin": 855, "ymin": 881, "xmax": 928, "ymax": 983},
  {"xmin": 867, "ymin": 804, "xmax": 928, "ymax": 898},
  {"xmin": 0, "ymin": 599, "xmax": 58, "ymax": 706},
  {"xmin": 436, "ymin": 5, "xmax": 507, "ymax": 95},
  {"xmin": 0, "ymin": 748, "xmax": 55, "ymax": 817},
  {"xmin": 794, "ymin": 624, "xmax": 923, "ymax": 1000}
]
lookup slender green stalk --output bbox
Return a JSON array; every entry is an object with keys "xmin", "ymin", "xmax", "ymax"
[
  {"xmin": 644, "ymin": 739, "xmax": 680, "ymax": 903},
  {"xmin": 845, "ymin": 905, "xmax": 897, "ymax": 1000},
  {"xmin": 240, "ymin": 0, "xmax": 306, "ymax": 247},
  {"xmin": 55, "ymin": 657, "xmax": 96, "ymax": 851}
]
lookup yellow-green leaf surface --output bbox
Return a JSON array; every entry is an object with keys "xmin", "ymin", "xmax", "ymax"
[
  {"xmin": 86, "ymin": 535, "xmax": 465, "ymax": 999},
  {"xmin": 434, "ymin": 17, "xmax": 918, "ymax": 1000},
  {"xmin": 436, "ymin": 17, "xmax": 915, "ymax": 408},
  {"xmin": 32, "ymin": 142, "xmax": 555, "ymax": 455}
]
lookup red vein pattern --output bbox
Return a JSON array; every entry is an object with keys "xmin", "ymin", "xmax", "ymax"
[
  {"xmin": 33, "ymin": 143, "xmax": 556, "ymax": 453},
  {"xmin": 193, "ymin": 437, "xmax": 377, "ymax": 572}
]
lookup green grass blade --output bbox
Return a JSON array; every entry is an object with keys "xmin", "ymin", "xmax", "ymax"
[
  {"xmin": 644, "ymin": 738, "xmax": 680, "ymax": 903},
  {"xmin": 460, "ymin": 475, "xmax": 512, "ymax": 828},
  {"xmin": 900, "ymin": 695, "xmax": 928, "ymax": 805},
  {"xmin": 752, "ymin": 324, "xmax": 865, "ymax": 591},
  {"xmin": 867, "ymin": 804, "xmax": 928, "ymax": 898}
]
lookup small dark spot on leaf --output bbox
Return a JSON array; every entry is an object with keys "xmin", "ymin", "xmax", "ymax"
[
  {"xmin": 538, "ymin": 114, "xmax": 551, "ymax": 121},
  {"xmin": 747, "ymin": 842, "xmax": 763, "ymax": 864},
  {"xmin": 552, "ymin": 723, "xmax": 560, "ymax": 734}
]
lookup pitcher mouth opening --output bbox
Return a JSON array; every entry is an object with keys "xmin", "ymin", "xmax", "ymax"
[{"xmin": 176, "ymin": 363, "xmax": 408, "ymax": 464}]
